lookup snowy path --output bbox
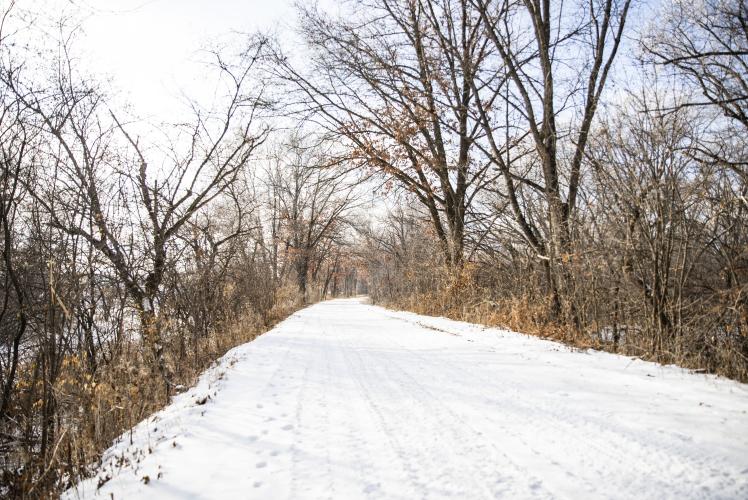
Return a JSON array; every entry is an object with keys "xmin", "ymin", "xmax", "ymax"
[{"xmin": 65, "ymin": 298, "xmax": 748, "ymax": 499}]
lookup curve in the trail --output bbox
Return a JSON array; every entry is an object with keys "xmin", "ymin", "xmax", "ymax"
[{"xmin": 64, "ymin": 298, "xmax": 748, "ymax": 500}]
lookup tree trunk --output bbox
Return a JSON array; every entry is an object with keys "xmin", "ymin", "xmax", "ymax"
[
  {"xmin": 296, "ymin": 256, "xmax": 309, "ymax": 301},
  {"xmin": 139, "ymin": 304, "xmax": 170, "ymax": 401}
]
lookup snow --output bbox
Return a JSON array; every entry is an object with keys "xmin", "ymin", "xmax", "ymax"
[{"xmin": 64, "ymin": 298, "xmax": 748, "ymax": 499}]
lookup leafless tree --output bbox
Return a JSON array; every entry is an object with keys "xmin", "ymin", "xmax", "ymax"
[
  {"xmin": 272, "ymin": 0, "xmax": 502, "ymax": 267},
  {"xmin": 588, "ymin": 89, "xmax": 702, "ymax": 350},
  {"xmin": 644, "ymin": 0, "xmax": 748, "ymax": 186},
  {"xmin": 265, "ymin": 132, "xmax": 357, "ymax": 301},
  {"xmin": 0, "ymin": 73, "xmax": 36, "ymax": 419},
  {"xmin": 2, "ymin": 38, "xmax": 270, "ymax": 395},
  {"xmin": 471, "ymin": 0, "xmax": 632, "ymax": 319}
]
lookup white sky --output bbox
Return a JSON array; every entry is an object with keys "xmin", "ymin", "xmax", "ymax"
[
  {"xmin": 40, "ymin": 0, "xmax": 296, "ymax": 120},
  {"xmin": 20, "ymin": 0, "xmax": 654, "ymax": 126}
]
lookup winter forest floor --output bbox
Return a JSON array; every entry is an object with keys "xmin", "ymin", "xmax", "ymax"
[{"xmin": 64, "ymin": 298, "xmax": 748, "ymax": 499}]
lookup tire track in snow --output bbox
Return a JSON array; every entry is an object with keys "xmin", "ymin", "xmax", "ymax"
[
  {"xmin": 351, "ymin": 337, "xmax": 555, "ymax": 499},
  {"xmin": 339, "ymin": 329, "xmax": 547, "ymax": 499},
  {"xmin": 324, "ymin": 318, "xmax": 393, "ymax": 499},
  {"xmin": 377, "ymin": 314, "xmax": 743, "ymax": 499}
]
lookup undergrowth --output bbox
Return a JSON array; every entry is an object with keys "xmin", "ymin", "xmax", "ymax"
[
  {"xmin": 376, "ymin": 266, "xmax": 748, "ymax": 384},
  {"xmin": 0, "ymin": 288, "xmax": 303, "ymax": 498}
]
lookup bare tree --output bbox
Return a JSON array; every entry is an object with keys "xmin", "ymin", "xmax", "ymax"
[
  {"xmin": 644, "ymin": 0, "xmax": 748, "ymax": 183},
  {"xmin": 0, "ymin": 74, "xmax": 37, "ymax": 419},
  {"xmin": 471, "ymin": 0, "xmax": 632, "ymax": 319},
  {"xmin": 273, "ymin": 0, "xmax": 500, "ymax": 267},
  {"xmin": 3, "ymin": 39, "xmax": 269, "ymax": 395},
  {"xmin": 588, "ymin": 89, "xmax": 702, "ymax": 351},
  {"xmin": 265, "ymin": 133, "xmax": 356, "ymax": 301}
]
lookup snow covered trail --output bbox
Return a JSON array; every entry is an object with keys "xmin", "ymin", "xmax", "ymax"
[{"xmin": 65, "ymin": 298, "xmax": 748, "ymax": 499}]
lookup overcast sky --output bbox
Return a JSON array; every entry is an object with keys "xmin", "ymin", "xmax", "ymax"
[
  {"xmin": 41, "ymin": 0, "xmax": 297, "ymax": 120},
  {"xmin": 23, "ymin": 0, "xmax": 652, "ymax": 123}
]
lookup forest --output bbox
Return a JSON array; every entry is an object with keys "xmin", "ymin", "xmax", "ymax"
[{"xmin": 0, "ymin": 0, "xmax": 746, "ymax": 496}]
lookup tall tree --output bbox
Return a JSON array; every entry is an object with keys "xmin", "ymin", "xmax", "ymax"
[
  {"xmin": 472, "ymin": 0, "xmax": 632, "ymax": 318},
  {"xmin": 266, "ymin": 133, "xmax": 355, "ymax": 300},
  {"xmin": 274, "ymin": 0, "xmax": 500, "ymax": 266}
]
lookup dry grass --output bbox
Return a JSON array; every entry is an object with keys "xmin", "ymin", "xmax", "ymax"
[
  {"xmin": 0, "ymin": 289, "xmax": 302, "ymax": 498},
  {"xmin": 379, "ymin": 266, "xmax": 748, "ymax": 383}
]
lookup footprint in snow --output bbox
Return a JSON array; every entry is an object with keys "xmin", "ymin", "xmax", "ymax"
[
  {"xmin": 363, "ymin": 483, "xmax": 380, "ymax": 494},
  {"xmin": 256, "ymin": 461, "xmax": 267, "ymax": 469}
]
